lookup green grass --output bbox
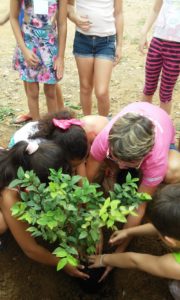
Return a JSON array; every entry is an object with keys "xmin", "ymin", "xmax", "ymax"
[{"xmin": 0, "ymin": 107, "xmax": 15, "ymax": 122}]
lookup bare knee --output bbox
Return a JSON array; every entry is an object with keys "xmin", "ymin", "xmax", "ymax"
[
  {"xmin": 0, "ymin": 211, "xmax": 8, "ymax": 234},
  {"xmin": 165, "ymin": 150, "xmax": 180, "ymax": 184},
  {"xmin": 80, "ymin": 81, "xmax": 93, "ymax": 96},
  {"xmin": 44, "ymin": 84, "xmax": 56, "ymax": 100},
  {"xmin": 27, "ymin": 83, "xmax": 39, "ymax": 100},
  {"xmin": 95, "ymin": 88, "xmax": 109, "ymax": 101}
]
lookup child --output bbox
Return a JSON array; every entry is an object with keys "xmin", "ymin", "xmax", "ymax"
[
  {"xmin": 86, "ymin": 101, "xmax": 180, "ymax": 281},
  {"xmin": 8, "ymin": 110, "xmax": 108, "ymax": 177},
  {"xmin": 10, "ymin": 0, "xmax": 67, "ymax": 121},
  {"xmin": 68, "ymin": 0, "xmax": 123, "ymax": 116},
  {"xmin": 0, "ymin": 140, "xmax": 89, "ymax": 279},
  {"xmin": 9, "ymin": 110, "xmax": 89, "ymax": 170},
  {"xmin": 139, "ymin": 0, "xmax": 180, "ymax": 114},
  {"xmin": 89, "ymin": 184, "xmax": 180, "ymax": 300}
]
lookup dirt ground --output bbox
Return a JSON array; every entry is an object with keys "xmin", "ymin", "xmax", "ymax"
[{"xmin": 0, "ymin": 1, "xmax": 179, "ymax": 299}]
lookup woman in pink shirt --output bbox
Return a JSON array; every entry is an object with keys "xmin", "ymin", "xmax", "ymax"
[{"xmin": 86, "ymin": 101, "xmax": 179, "ymax": 280}]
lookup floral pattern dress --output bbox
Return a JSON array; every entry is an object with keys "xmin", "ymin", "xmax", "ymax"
[{"xmin": 13, "ymin": 0, "xmax": 59, "ymax": 84}]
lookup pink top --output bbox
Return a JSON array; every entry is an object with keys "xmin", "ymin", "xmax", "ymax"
[{"xmin": 91, "ymin": 102, "xmax": 175, "ymax": 187}]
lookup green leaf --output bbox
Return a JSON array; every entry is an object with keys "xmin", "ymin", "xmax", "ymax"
[
  {"xmin": 67, "ymin": 255, "xmax": 78, "ymax": 267},
  {"xmin": 8, "ymin": 179, "xmax": 22, "ymax": 189},
  {"xmin": 79, "ymin": 231, "xmax": 88, "ymax": 239},
  {"xmin": 57, "ymin": 258, "xmax": 68, "ymax": 271},
  {"xmin": 53, "ymin": 248, "xmax": 68, "ymax": 258},
  {"xmin": 17, "ymin": 167, "xmax": 25, "ymax": 179}
]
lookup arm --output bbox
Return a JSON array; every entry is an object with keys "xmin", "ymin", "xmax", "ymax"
[
  {"xmin": 0, "ymin": 189, "xmax": 89, "ymax": 279},
  {"xmin": 86, "ymin": 154, "xmax": 102, "ymax": 182},
  {"xmin": 0, "ymin": 12, "xmax": 10, "ymax": 26},
  {"xmin": 114, "ymin": 0, "xmax": 123, "ymax": 65},
  {"xmin": 109, "ymin": 223, "xmax": 158, "ymax": 246},
  {"xmin": 55, "ymin": 0, "xmax": 67, "ymax": 80},
  {"xmin": 67, "ymin": 4, "xmax": 91, "ymax": 31},
  {"xmin": 90, "ymin": 252, "xmax": 180, "ymax": 280},
  {"xmin": 139, "ymin": 0, "xmax": 163, "ymax": 54},
  {"xmin": 10, "ymin": 0, "xmax": 39, "ymax": 67}
]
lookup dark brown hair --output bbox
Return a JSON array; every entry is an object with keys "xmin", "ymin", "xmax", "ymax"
[{"xmin": 147, "ymin": 184, "xmax": 180, "ymax": 240}]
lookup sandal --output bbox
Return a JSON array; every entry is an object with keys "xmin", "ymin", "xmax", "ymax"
[{"xmin": 14, "ymin": 114, "xmax": 32, "ymax": 124}]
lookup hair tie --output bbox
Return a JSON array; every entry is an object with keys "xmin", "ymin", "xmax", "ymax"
[
  {"xmin": 52, "ymin": 118, "xmax": 84, "ymax": 130},
  {"xmin": 26, "ymin": 142, "xmax": 39, "ymax": 155}
]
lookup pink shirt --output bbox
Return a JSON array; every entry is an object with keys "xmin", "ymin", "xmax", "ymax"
[{"xmin": 91, "ymin": 102, "xmax": 175, "ymax": 187}]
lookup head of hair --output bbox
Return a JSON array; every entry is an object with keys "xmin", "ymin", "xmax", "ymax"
[
  {"xmin": 0, "ymin": 141, "xmax": 71, "ymax": 190},
  {"xmin": 31, "ymin": 109, "xmax": 76, "ymax": 140},
  {"xmin": 147, "ymin": 184, "xmax": 180, "ymax": 240},
  {"xmin": 109, "ymin": 113, "xmax": 155, "ymax": 161},
  {"xmin": 30, "ymin": 109, "xmax": 89, "ymax": 161}
]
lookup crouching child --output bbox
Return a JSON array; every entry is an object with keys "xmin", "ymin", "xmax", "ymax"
[{"xmin": 89, "ymin": 184, "xmax": 180, "ymax": 300}]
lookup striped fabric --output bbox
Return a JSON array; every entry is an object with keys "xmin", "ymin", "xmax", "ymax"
[{"xmin": 143, "ymin": 37, "xmax": 180, "ymax": 103}]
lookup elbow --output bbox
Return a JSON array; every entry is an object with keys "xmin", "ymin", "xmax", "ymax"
[
  {"xmin": 129, "ymin": 253, "xmax": 140, "ymax": 269},
  {"xmin": 22, "ymin": 246, "xmax": 38, "ymax": 261}
]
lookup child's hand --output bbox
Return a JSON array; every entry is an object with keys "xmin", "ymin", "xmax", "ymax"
[
  {"xmin": 139, "ymin": 35, "xmax": 148, "ymax": 54},
  {"xmin": 64, "ymin": 263, "xmax": 89, "ymax": 280},
  {"xmin": 113, "ymin": 45, "xmax": 122, "ymax": 66},
  {"xmin": 88, "ymin": 254, "xmax": 104, "ymax": 268},
  {"xmin": 24, "ymin": 48, "xmax": 39, "ymax": 67},
  {"xmin": 75, "ymin": 15, "xmax": 91, "ymax": 31},
  {"xmin": 89, "ymin": 255, "xmax": 112, "ymax": 282},
  {"xmin": 54, "ymin": 57, "xmax": 64, "ymax": 80},
  {"xmin": 109, "ymin": 229, "xmax": 129, "ymax": 246}
]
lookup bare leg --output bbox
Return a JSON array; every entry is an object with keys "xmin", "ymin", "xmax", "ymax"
[
  {"xmin": 94, "ymin": 58, "xmax": 113, "ymax": 116},
  {"xmin": 56, "ymin": 84, "xmax": 64, "ymax": 111},
  {"xmin": 22, "ymin": 81, "xmax": 31, "ymax": 117},
  {"xmin": 141, "ymin": 93, "xmax": 153, "ymax": 103},
  {"xmin": 26, "ymin": 82, "xmax": 40, "ymax": 120},
  {"xmin": 44, "ymin": 84, "xmax": 57, "ymax": 114},
  {"xmin": 0, "ymin": 211, "xmax": 7, "ymax": 235},
  {"xmin": 160, "ymin": 101, "xmax": 172, "ymax": 115},
  {"xmin": 75, "ymin": 56, "xmax": 94, "ymax": 115},
  {"xmin": 165, "ymin": 150, "xmax": 180, "ymax": 184}
]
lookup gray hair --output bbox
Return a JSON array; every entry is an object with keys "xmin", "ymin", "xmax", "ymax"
[{"xmin": 109, "ymin": 113, "xmax": 155, "ymax": 161}]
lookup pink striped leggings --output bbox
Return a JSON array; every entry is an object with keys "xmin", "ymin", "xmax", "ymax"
[{"xmin": 143, "ymin": 37, "xmax": 180, "ymax": 103}]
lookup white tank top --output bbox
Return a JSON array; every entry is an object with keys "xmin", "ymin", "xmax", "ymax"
[
  {"xmin": 76, "ymin": 0, "xmax": 116, "ymax": 37},
  {"xmin": 9, "ymin": 121, "xmax": 42, "ymax": 148},
  {"xmin": 154, "ymin": 0, "xmax": 180, "ymax": 42}
]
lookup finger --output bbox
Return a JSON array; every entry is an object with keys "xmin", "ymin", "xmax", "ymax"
[
  {"xmin": 109, "ymin": 236, "xmax": 122, "ymax": 245},
  {"xmin": 77, "ymin": 271, "xmax": 90, "ymax": 280},
  {"xmin": 77, "ymin": 264, "xmax": 85, "ymax": 270},
  {"xmin": 31, "ymin": 58, "xmax": 39, "ymax": 65},
  {"xmin": 98, "ymin": 269, "xmax": 109, "ymax": 282},
  {"xmin": 88, "ymin": 255, "xmax": 95, "ymax": 263},
  {"xmin": 32, "ymin": 54, "xmax": 39, "ymax": 62},
  {"xmin": 88, "ymin": 263, "xmax": 96, "ymax": 269}
]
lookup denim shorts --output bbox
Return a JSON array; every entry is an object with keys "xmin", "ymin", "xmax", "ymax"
[{"xmin": 73, "ymin": 31, "xmax": 116, "ymax": 61}]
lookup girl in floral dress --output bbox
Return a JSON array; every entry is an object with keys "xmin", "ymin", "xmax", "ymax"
[{"xmin": 10, "ymin": 0, "xmax": 67, "ymax": 120}]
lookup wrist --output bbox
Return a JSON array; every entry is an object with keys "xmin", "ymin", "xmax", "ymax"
[
  {"xmin": 140, "ymin": 29, "xmax": 147, "ymax": 37},
  {"xmin": 100, "ymin": 254, "xmax": 107, "ymax": 266}
]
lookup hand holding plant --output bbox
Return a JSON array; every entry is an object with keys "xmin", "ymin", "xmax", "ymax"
[{"xmin": 109, "ymin": 229, "xmax": 129, "ymax": 246}]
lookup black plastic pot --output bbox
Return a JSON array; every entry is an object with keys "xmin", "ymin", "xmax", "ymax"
[{"xmin": 76, "ymin": 264, "xmax": 105, "ymax": 294}]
